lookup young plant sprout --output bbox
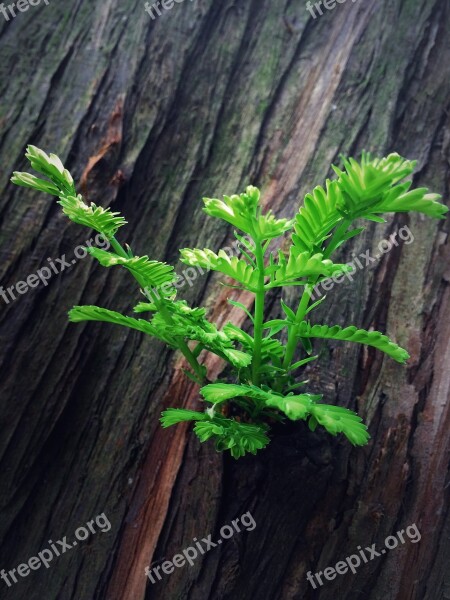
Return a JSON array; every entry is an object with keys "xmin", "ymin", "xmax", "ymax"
[{"xmin": 12, "ymin": 147, "xmax": 447, "ymax": 458}]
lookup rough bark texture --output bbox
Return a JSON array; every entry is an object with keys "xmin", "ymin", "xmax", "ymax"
[{"xmin": 0, "ymin": 1, "xmax": 449, "ymax": 599}]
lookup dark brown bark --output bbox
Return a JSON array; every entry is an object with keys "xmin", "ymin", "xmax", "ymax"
[{"xmin": 0, "ymin": 0, "xmax": 449, "ymax": 599}]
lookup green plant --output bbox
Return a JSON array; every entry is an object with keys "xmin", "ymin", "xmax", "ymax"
[{"xmin": 12, "ymin": 148, "xmax": 447, "ymax": 458}]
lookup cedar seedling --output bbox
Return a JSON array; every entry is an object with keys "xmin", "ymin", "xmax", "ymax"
[{"xmin": 12, "ymin": 148, "xmax": 447, "ymax": 457}]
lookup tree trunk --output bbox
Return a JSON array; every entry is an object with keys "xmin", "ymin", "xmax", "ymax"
[{"xmin": 0, "ymin": 1, "xmax": 449, "ymax": 599}]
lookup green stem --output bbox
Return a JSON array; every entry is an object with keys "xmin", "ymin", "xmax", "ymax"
[
  {"xmin": 281, "ymin": 218, "xmax": 352, "ymax": 372},
  {"xmin": 252, "ymin": 240, "xmax": 266, "ymax": 387},
  {"xmin": 176, "ymin": 339, "xmax": 205, "ymax": 382},
  {"xmin": 323, "ymin": 218, "xmax": 352, "ymax": 259},
  {"xmin": 109, "ymin": 236, "xmax": 205, "ymax": 383},
  {"xmin": 109, "ymin": 236, "xmax": 129, "ymax": 259},
  {"xmin": 282, "ymin": 284, "xmax": 313, "ymax": 370}
]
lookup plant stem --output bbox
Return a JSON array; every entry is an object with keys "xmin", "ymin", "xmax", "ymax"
[
  {"xmin": 281, "ymin": 218, "xmax": 352, "ymax": 371},
  {"xmin": 109, "ymin": 236, "xmax": 206, "ymax": 383},
  {"xmin": 323, "ymin": 218, "xmax": 352, "ymax": 259},
  {"xmin": 109, "ymin": 236, "xmax": 129, "ymax": 259},
  {"xmin": 282, "ymin": 284, "xmax": 313, "ymax": 370},
  {"xmin": 252, "ymin": 240, "xmax": 266, "ymax": 387}
]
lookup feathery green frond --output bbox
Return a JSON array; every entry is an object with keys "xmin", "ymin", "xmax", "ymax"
[
  {"xmin": 200, "ymin": 382, "xmax": 320, "ymax": 411},
  {"xmin": 57, "ymin": 193, "xmax": 126, "ymax": 239},
  {"xmin": 333, "ymin": 152, "xmax": 447, "ymax": 220},
  {"xmin": 200, "ymin": 383, "xmax": 259, "ymax": 404},
  {"xmin": 25, "ymin": 145, "xmax": 75, "ymax": 190},
  {"xmin": 373, "ymin": 185, "xmax": 447, "ymax": 219},
  {"xmin": 68, "ymin": 305, "xmax": 175, "ymax": 346},
  {"xmin": 309, "ymin": 404, "xmax": 370, "ymax": 446},
  {"xmin": 11, "ymin": 146, "xmax": 126, "ymax": 238},
  {"xmin": 87, "ymin": 247, "xmax": 176, "ymax": 290},
  {"xmin": 160, "ymin": 409, "xmax": 207, "ymax": 427},
  {"xmin": 150, "ymin": 307, "xmax": 252, "ymax": 368},
  {"xmin": 223, "ymin": 323, "xmax": 285, "ymax": 369},
  {"xmin": 263, "ymin": 392, "xmax": 322, "ymax": 420},
  {"xmin": 11, "ymin": 172, "xmax": 61, "ymax": 196},
  {"xmin": 270, "ymin": 248, "xmax": 351, "ymax": 287},
  {"xmin": 23, "ymin": 145, "xmax": 76, "ymax": 194},
  {"xmin": 297, "ymin": 322, "xmax": 409, "ymax": 363},
  {"xmin": 293, "ymin": 152, "xmax": 447, "ymax": 260},
  {"xmin": 161, "ymin": 409, "xmax": 270, "ymax": 459},
  {"xmin": 193, "ymin": 418, "xmax": 270, "ymax": 458},
  {"xmin": 180, "ymin": 248, "xmax": 260, "ymax": 288},
  {"xmin": 203, "ymin": 185, "xmax": 293, "ymax": 240},
  {"xmin": 292, "ymin": 179, "xmax": 344, "ymax": 253}
]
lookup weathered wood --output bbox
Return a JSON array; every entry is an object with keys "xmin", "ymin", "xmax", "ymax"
[{"xmin": 0, "ymin": 0, "xmax": 449, "ymax": 599}]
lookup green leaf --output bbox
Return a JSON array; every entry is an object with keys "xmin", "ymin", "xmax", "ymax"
[
  {"xmin": 58, "ymin": 192, "xmax": 127, "ymax": 238},
  {"xmin": 333, "ymin": 152, "xmax": 448, "ymax": 220},
  {"xmin": 169, "ymin": 300, "xmax": 207, "ymax": 320},
  {"xmin": 264, "ymin": 393, "xmax": 322, "ymax": 420},
  {"xmin": 335, "ymin": 226, "xmax": 366, "ymax": 249},
  {"xmin": 87, "ymin": 247, "xmax": 176, "ymax": 289},
  {"xmin": 203, "ymin": 185, "xmax": 293, "ymax": 240},
  {"xmin": 223, "ymin": 323, "xmax": 285, "ymax": 362},
  {"xmin": 11, "ymin": 172, "xmax": 61, "ymax": 196},
  {"xmin": 180, "ymin": 247, "xmax": 260, "ymax": 288},
  {"xmin": 374, "ymin": 186, "xmax": 447, "ymax": 219},
  {"xmin": 13, "ymin": 147, "xmax": 126, "ymax": 237},
  {"xmin": 190, "ymin": 329, "xmax": 252, "ymax": 368},
  {"xmin": 133, "ymin": 302, "xmax": 157, "ymax": 313},
  {"xmin": 292, "ymin": 152, "xmax": 447, "ymax": 262},
  {"xmin": 308, "ymin": 415, "xmax": 318, "ymax": 432},
  {"xmin": 149, "ymin": 307, "xmax": 252, "ymax": 368},
  {"xmin": 24, "ymin": 145, "xmax": 75, "ymax": 194},
  {"xmin": 203, "ymin": 186, "xmax": 261, "ymax": 234},
  {"xmin": 292, "ymin": 179, "xmax": 344, "ymax": 253},
  {"xmin": 68, "ymin": 305, "xmax": 176, "ymax": 346},
  {"xmin": 271, "ymin": 249, "xmax": 350, "ymax": 287},
  {"xmin": 160, "ymin": 409, "xmax": 207, "ymax": 427},
  {"xmin": 299, "ymin": 336, "xmax": 313, "ymax": 355},
  {"xmin": 200, "ymin": 383, "xmax": 320, "ymax": 421},
  {"xmin": 221, "ymin": 347, "xmax": 253, "ymax": 367},
  {"xmin": 305, "ymin": 296, "xmax": 327, "ymax": 315},
  {"xmin": 198, "ymin": 384, "xmax": 367, "ymax": 447},
  {"xmin": 265, "ymin": 322, "xmax": 287, "ymax": 337},
  {"xmin": 193, "ymin": 420, "xmax": 225, "ymax": 441},
  {"xmin": 227, "ymin": 299, "xmax": 254, "ymax": 323},
  {"xmin": 254, "ymin": 211, "xmax": 294, "ymax": 241},
  {"xmin": 200, "ymin": 383, "xmax": 255, "ymax": 404},
  {"xmin": 363, "ymin": 215, "xmax": 386, "ymax": 223},
  {"xmin": 193, "ymin": 418, "xmax": 270, "ymax": 458},
  {"xmin": 309, "ymin": 404, "xmax": 370, "ymax": 446},
  {"xmin": 280, "ymin": 299, "xmax": 296, "ymax": 322},
  {"xmin": 222, "ymin": 323, "xmax": 253, "ymax": 345},
  {"xmin": 233, "ymin": 231, "xmax": 257, "ymax": 265},
  {"xmin": 262, "ymin": 319, "xmax": 287, "ymax": 329},
  {"xmin": 289, "ymin": 355, "xmax": 319, "ymax": 371},
  {"xmin": 297, "ymin": 322, "xmax": 409, "ymax": 363}
]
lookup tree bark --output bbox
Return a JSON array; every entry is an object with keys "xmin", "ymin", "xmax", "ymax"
[{"xmin": 0, "ymin": 1, "xmax": 449, "ymax": 599}]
